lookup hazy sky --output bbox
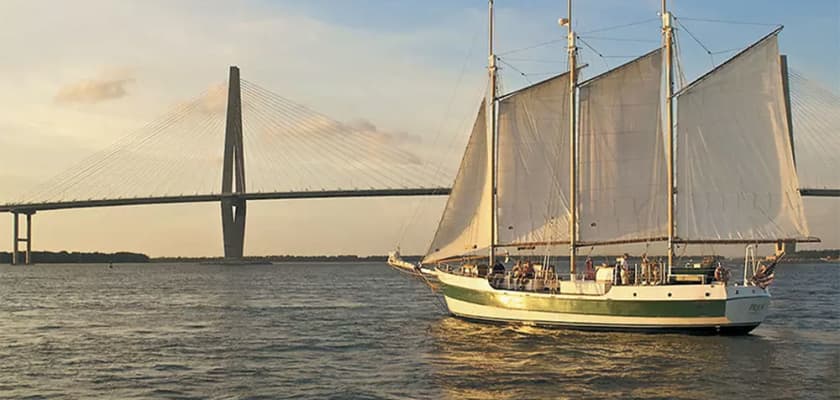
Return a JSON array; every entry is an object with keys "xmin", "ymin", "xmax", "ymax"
[{"xmin": 0, "ymin": 0, "xmax": 837, "ymax": 257}]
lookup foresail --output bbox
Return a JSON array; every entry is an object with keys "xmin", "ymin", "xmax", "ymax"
[
  {"xmin": 578, "ymin": 49, "xmax": 666, "ymax": 244},
  {"xmin": 423, "ymin": 100, "xmax": 493, "ymax": 264},
  {"xmin": 675, "ymin": 33, "xmax": 810, "ymax": 242},
  {"xmin": 497, "ymin": 73, "xmax": 571, "ymax": 247}
]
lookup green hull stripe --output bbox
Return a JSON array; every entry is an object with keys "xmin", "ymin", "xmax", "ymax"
[{"xmin": 442, "ymin": 285, "xmax": 726, "ymax": 318}]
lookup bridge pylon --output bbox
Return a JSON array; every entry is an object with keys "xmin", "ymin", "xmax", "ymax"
[
  {"xmin": 10, "ymin": 210, "xmax": 34, "ymax": 265},
  {"xmin": 221, "ymin": 66, "xmax": 247, "ymax": 259}
]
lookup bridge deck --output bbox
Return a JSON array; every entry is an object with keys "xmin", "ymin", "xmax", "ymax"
[
  {"xmin": 1, "ymin": 187, "xmax": 834, "ymax": 213},
  {"xmin": 0, "ymin": 188, "xmax": 452, "ymax": 213}
]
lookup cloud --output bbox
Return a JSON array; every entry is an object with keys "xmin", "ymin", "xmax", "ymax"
[
  {"xmin": 54, "ymin": 69, "xmax": 135, "ymax": 104},
  {"xmin": 346, "ymin": 119, "xmax": 422, "ymax": 146},
  {"xmin": 181, "ymin": 82, "xmax": 228, "ymax": 115}
]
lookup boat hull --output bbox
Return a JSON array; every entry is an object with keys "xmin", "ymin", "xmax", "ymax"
[{"xmin": 437, "ymin": 269, "xmax": 770, "ymax": 334}]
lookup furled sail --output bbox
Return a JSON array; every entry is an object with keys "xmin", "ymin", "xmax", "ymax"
[
  {"xmin": 675, "ymin": 33, "xmax": 810, "ymax": 242},
  {"xmin": 578, "ymin": 49, "xmax": 666, "ymax": 244},
  {"xmin": 424, "ymin": 100, "xmax": 493, "ymax": 264},
  {"xmin": 496, "ymin": 73, "xmax": 571, "ymax": 247}
]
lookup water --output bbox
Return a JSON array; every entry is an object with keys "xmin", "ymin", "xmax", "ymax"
[{"xmin": 0, "ymin": 262, "xmax": 837, "ymax": 399}]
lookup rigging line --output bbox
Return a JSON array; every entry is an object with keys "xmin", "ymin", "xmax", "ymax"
[
  {"xmin": 671, "ymin": 30, "xmax": 688, "ymax": 89},
  {"xmin": 497, "ymin": 57, "xmax": 532, "ymax": 83},
  {"xmin": 575, "ymin": 36, "xmax": 610, "ymax": 70},
  {"xmin": 673, "ymin": 16, "xmax": 715, "ymax": 68},
  {"xmin": 673, "ymin": 17, "xmax": 713, "ymax": 55},
  {"xmin": 501, "ymin": 57, "xmax": 567, "ymax": 64},
  {"xmin": 241, "ymin": 85, "xmax": 431, "ymax": 189},
  {"xmin": 415, "ymin": 84, "xmax": 491, "ymax": 256},
  {"xmin": 578, "ymin": 17, "xmax": 660, "ymax": 35},
  {"xmin": 677, "ymin": 17, "xmax": 781, "ymax": 27},
  {"xmin": 577, "ymin": 36, "xmax": 660, "ymax": 43},
  {"xmin": 497, "ymin": 38, "xmax": 565, "ymax": 56},
  {"xmin": 422, "ymin": 29, "xmax": 484, "ymax": 183}
]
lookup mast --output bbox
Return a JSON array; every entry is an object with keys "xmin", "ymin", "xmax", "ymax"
[
  {"xmin": 561, "ymin": 0, "xmax": 579, "ymax": 277},
  {"xmin": 662, "ymin": 0, "xmax": 675, "ymax": 275},
  {"xmin": 488, "ymin": 0, "xmax": 498, "ymax": 266}
]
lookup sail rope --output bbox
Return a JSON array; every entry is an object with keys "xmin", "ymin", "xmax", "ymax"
[{"xmin": 393, "ymin": 29, "xmax": 484, "ymax": 254}]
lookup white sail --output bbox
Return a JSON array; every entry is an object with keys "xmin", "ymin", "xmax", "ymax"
[
  {"xmin": 578, "ymin": 49, "xmax": 666, "ymax": 244},
  {"xmin": 497, "ymin": 73, "xmax": 571, "ymax": 247},
  {"xmin": 424, "ymin": 100, "xmax": 493, "ymax": 263},
  {"xmin": 675, "ymin": 34, "xmax": 810, "ymax": 242}
]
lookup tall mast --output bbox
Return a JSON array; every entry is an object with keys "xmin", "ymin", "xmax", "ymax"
[
  {"xmin": 488, "ymin": 0, "xmax": 498, "ymax": 266},
  {"xmin": 662, "ymin": 0, "xmax": 676, "ymax": 274},
  {"xmin": 562, "ymin": 0, "xmax": 579, "ymax": 277}
]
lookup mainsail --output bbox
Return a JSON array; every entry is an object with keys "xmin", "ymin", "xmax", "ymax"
[
  {"xmin": 577, "ymin": 49, "xmax": 666, "ymax": 244},
  {"xmin": 424, "ymin": 100, "xmax": 493, "ymax": 263},
  {"xmin": 675, "ymin": 33, "xmax": 810, "ymax": 242},
  {"xmin": 496, "ymin": 73, "xmax": 572, "ymax": 247}
]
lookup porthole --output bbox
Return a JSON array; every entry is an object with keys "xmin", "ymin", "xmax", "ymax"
[
  {"xmin": 633, "ymin": 292, "xmax": 637, "ymax": 297},
  {"xmin": 705, "ymin": 292, "xmax": 710, "ymax": 297},
  {"xmin": 667, "ymin": 293, "xmax": 672, "ymax": 297}
]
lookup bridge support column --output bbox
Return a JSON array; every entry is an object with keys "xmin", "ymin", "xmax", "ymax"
[
  {"xmin": 10, "ymin": 211, "xmax": 34, "ymax": 265},
  {"xmin": 220, "ymin": 66, "xmax": 247, "ymax": 260},
  {"xmin": 221, "ymin": 199, "xmax": 246, "ymax": 259},
  {"xmin": 11, "ymin": 212, "xmax": 18, "ymax": 265},
  {"xmin": 26, "ymin": 213, "xmax": 32, "ymax": 265}
]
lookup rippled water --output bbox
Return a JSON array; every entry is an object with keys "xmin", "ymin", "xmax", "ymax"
[{"xmin": 0, "ymin": 262, "xmax": 837, "ymax": 399}]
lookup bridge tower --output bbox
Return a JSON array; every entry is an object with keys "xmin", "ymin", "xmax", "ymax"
[{"xmin": 221, "ymin": 66, "xmax": 247, "ymax": 259}]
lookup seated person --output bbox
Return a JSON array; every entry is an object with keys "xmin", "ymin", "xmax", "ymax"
[{"xmin": 489, "ymin": 263, "xmax": 506, "ymax": 287}]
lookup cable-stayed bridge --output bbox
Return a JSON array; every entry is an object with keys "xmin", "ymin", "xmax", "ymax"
[
  {"xmin": 2, "ymin": 66, "xmax": 838, "ymax": 265},
  {"xmin": 1, "ymin": 67, "xmax": 451, "ymax": 264}
]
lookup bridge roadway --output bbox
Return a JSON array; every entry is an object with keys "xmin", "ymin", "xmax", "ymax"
[
  {"xmin": 0, "ymin": 187, "xmax": 452, "ymax": 213},
  {"xmin": 2, "ymin": 187, "xmax": 835, "ymax": 213}
]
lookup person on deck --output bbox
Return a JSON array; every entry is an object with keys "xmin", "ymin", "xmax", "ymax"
[
  {"xmin": 584, "ymin": 257, "xmax": 595, "ymax": 280},
  {"xmin": 490, "ymin": 262, "xmax": 506, "ymax": 287},
  {"xmin": 641, "ymin": 253, "xmax": 649, "ymax": 285},
  {"xmin": 616, "ymin": 254, "xmax": 628, "ymax": 285}
]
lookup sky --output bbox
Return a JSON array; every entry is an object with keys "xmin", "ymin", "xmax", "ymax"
[{"xmin": 0, "ymin": 0, "xmax": 837, "ymax": 257}]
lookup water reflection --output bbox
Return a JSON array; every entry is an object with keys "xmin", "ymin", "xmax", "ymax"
[{"xmin": 426, "ymin": 316, "xmax": 795, "ymax": 399}]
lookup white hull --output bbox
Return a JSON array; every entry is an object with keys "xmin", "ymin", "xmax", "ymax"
[{"xmin": 437, "ymin": 269, "xmax": 770, "ymax": 334}]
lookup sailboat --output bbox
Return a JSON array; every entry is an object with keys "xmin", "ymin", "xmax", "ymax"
[{"xmin": 392, "ymin": 0, "xmax": 819, "ymax": 334}]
